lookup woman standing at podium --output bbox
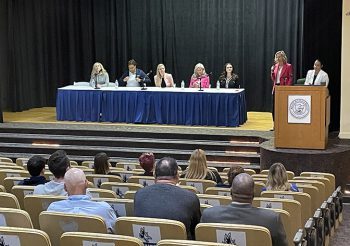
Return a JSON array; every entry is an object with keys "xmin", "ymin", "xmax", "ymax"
[
  {"xmin": 270, "ymin": 51, "xmax": 293, "ymax": 124},
  {"xmin": 90, "ymin": 62, "xmax": 109, "ymax": 88},
  {"xmin": 154, "ymin": 64, "xmax": 174, "ymax": 88}
]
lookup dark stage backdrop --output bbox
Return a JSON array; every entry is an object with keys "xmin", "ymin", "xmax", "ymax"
[{"xmin": 0, "ymin": 0, "xmax": 341, "ymax": 130}]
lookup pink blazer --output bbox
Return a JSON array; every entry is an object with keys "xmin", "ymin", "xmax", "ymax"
[
  {"xmin": 271, "ymin": 63, "xmax": 293, "ymax": 93},
  {"xmin": 154, "ymin": 73, "xmax": 174, "ymax": 87},
  {"xmin": 189, "ymin": 75, "xmax": 210, "ymax": 88}
]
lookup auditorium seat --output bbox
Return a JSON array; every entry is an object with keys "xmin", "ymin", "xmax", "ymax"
[
  {"xmin": 300, "ymin": 172, "xmax": 335, "ymax": 193},
  {"xmin": 252, "ymin": 177, "xmax": 268, "ymax": 183},
  {"xmin": 0, "ymin": 226, "xmax": 51, "ymax": 246},
  {"xmin": 69, "ymin": 160, "xmax": 78, "ymax": 166},
  {"xmin": 261, "ymin": 191, "xmax": 312, "ymax": 224},
  {"xmin": 0, "ymin": 161, "xmax": 17, "ymax": 166},
  {"xmin": 290, "ymin": 180, "xmax": 326, "ymax": 203},
  {"xmin": 81, "ymin": 160, "xmax": 94, "ymax": 168},
  {"xmin": 0, "ymin": 157, "xmax": 13, "ymax": 163},
  {"xmin": 0, "ymin": 207, "xmax": 33, "ymax": 228},
  {"xmin": 128, "ymin": 175, "xmax": 155, "ymax": 187},
  {"xmin": 85, "ymin": 174, "xmax": 122, "ymax": 188},
  {"xmin": 261, "ymin": 169, "xmax": 295, "ymax": 179},
  {"xmin": 11, "ymin": 185, "xmax": 35, "ymax": 209},
  {"xmin": 116, "ymin": 163, "xmax": 142, "ymax": 171},
  {"xmin": 0, "ymin": 192, "xmax": 20, "ymax": 209},
  {"xmin": 116, "ymin": 217, "xmax": 187, "ymax": 244},
  {"xmin": 116, "ymin": 171, "xmax": 144, "ymax": 182},
  {"xmin": 43, "ymin": 171, "xmax": 54, "ymax": 181},
  {"xmin": 304, "ymin": 218, "xmax": 317, "ymax": 246},
  {"xmin": 157, "ymin": 239, "xmax": 229, "ymax": 246},
  {"xmin": 252, "ymin": 174, "xmax": 268, "ymax": 178},
  {"xmin": 222, "ymin": 167, "xmax": 256, "ymax": 175},
  {"xmin": 92, "ymin": 197, "xmax": 134, "ymax": 216},
  {"xmin": 0, "ymin": 164, "xmax": 25, "ymax": 170},
  {"xmin": 200, "ymin": 204, "xmax": 212, "ymax": 214},
  {"xmin": 16, "ymin": 157, "xmax": 29, "ymax": 166},
  {"xmin": 196, "ymin": 223, "xmax": 272, "ymax": 246},
  {"xmin": 254, "ymin": 181, "xmax": 265, "ymax": 197},
  {"xmin": 3, "ymin": 176, "xmax": 26, "ymax": 192},
  {"xmin": 253, "ymin": 197, "xmax": 302, "ymax": 239},
  {"xmin": 0, "ymin": 169, "xmax": 29, "ymax": 186},
  {"xmin": 100, "ymin": 182, "xmax": 143, "ymax": 198},
  {"xmin": 293, "ymin": 228, "xmax": 307, "ymax": 246},
  {"xmin": 0, "ymin": 184, "xmax": 5, "ymax": 192},
  {"xmin": 197, "ymin": 194, "xmax": 231, "ymax": 206},
  {"xmin": 293, "ymin": 176, "xmax": 333, "ymax": 197},
  {"xmin": 179, "ymin": 185, "xmax": 199, "ymax": 193},
  {"xmin": 61, "ymin": 232, "xmax": 143, "ymax": 246},
  {"xmin": 269, "ymin": 209, "xmax": 293, "ymax": 246},
  {"xmin": 124, "ymin": 190, "xmax": 137, "ymax": 199},
  {"xmin": 179, "ymin": 179, "xmax": 216, "ymax": 193},
  {"xmin": 39, "ymin": 211, "xmax": 108, "ymax": 246},
  {"xmin": 295, "ymin": 184, "xmax": 320, "ymax": 213},
  {"xmin": 205, "ymin": 187, "xmax": 231, "ymax": 196},
  {"xmin": 86, "ymin": 188, "xmax": 118, "ymax": 198},
  {"xmin": 24, "ymin": 194, "xmax": 67, "ymax": 229}
]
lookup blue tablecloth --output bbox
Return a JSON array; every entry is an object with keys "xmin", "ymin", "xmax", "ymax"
[{"xmin": 56, "ymin": 86, "xmax": 247, "ymax": 127}]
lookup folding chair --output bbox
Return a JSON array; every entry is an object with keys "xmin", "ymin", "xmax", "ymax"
[
  {"xmin": 0, "ymin": 169, "xmax": 29, "ymax": 186},
  {"xmin": 92, "ymin": 197, "xmax": 134, "ymax": 216},
  {"xmin": 24, "ymin": 195, "xmax": 67, "ymax": 229},
  {"xmin": 197, "ymin": 194, "xmax": 231, "ymax": 206},
  {"xmin": 11, "ymin": 185, "xmax": 35, "ymax": 209},
  {"xmin": 86, "ymin": 188, "xmax": 118, "ymax": 198},
  {"xmin": 0, "ymin": 207, "xmax": 33, "ymax": 228},
  {"xmin": 100, "ymin": 182, "xmax": 143, "ymax": 198},
  {"xmin": 205, "ymin": 187, "xmax": 231, "ymax": 197},
  {"xmin": 61, "ymin": 232, "xmax": 143, "ymax": 246},
  {"xmin": 0, "ymin": 192, "xmax": 20, "ymax": 209},
  {"xmin": 85, "ymin": 174, "xmax": 122, "ymax": 188},
  {"xmin": 196, "ymin": 223, "xmax": 272, "ymax": 246},
  {"xmin": 261, "ymin": 191, "xmax": 312, "ymax": 224},
  {"xmin": 116, "ymin": 217, "xmax": 187, "ymax": 245},
  {"xmin": 157, "ymin": 239, "xmax": 230, "ymax": 246},
  {"xmin": 128, "ymin": 176, "xmax": 155, "ymax": 187},
  {"xmin": 39, "ymin": 211, "xmax": 108, "ymax": 246},
  {"xmin": 3, "ymin": 176, "xmax": 26, "ymax": 193},
  {"xmin": 179, "ymin": 179, "xmax": 216, "ymax": 193},
  {"xmin": 0, "ymin": 226, "xmax": 51, "ymax": 246}
]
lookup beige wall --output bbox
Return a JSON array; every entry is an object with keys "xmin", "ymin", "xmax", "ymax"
[{"xmin": 339, "ymin": 0, "xmax": 350, "ymax": 139}]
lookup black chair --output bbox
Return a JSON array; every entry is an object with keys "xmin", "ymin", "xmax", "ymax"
[{"xmin": 293, "ymin": 229, "xmax": 307, "ymax": 246}]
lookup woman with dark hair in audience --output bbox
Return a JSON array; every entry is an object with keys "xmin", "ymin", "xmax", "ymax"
[
  {"xmin": 139, "ymin": 152, "xmax": 155, "ymax": 176},
  {"xmin": 181, "ymin": 149, "xmax": 222, "ymax": 184},
  {"xmin": 93, "ymin": 152, "xmax": 119, "ymax": 176},
  {"xmin": 265, "ymin": 162, "xmax": 298, "ymax": 191},
  {"xmin": 216, "ymin": 165, "xmax": 245, "ymax": 188},
  {"xmin": 218, "ymin": 63, "xmax": 240, "ymax": 88}
]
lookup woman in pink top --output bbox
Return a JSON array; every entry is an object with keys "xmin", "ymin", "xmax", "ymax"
[{"xmin": 189, "ymin": 63, "xmax": 210, "ymax": 88}]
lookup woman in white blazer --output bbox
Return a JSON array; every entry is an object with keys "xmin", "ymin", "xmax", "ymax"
[{"xmin": 304, "ymin": 59, "xmax": 329, "ymax": 86}]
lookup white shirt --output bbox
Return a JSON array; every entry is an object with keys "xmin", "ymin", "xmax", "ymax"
[
  {"xmin": 276, "ymin": 66, "xmax": 283, "ymax": 84},
  {"xmin": 127, "ymin": 72, "xmax": 139, "ymax": 87},
  {"xmin": 304, "ymin": 69, "xmax": 329, "ymax": 87}
]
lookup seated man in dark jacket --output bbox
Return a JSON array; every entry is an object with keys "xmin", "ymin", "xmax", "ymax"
[
  {"xmin": 119, "ymin": 59, "xmax": 151, "ymax": 87},
  {"xmin": 201, "ymin": 173, "xmax": 288, "ymax": 246},
  {"xmin": 19, "ymin": 155, "xmax": 48, "ymax": 186}
]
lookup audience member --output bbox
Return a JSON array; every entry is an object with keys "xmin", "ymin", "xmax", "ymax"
[
  {"xmin": 139, "ymin": 152, "xmax": 155, "ymax": 176},
  {"xmin": 89, "ymin": 62, "xmax": 109, "ymax": 88},
  {"xmin": 134, "ymin": 157, "xmax": 201, "ymax": 240},
  {"xmin": 154, "ymin": 64, "xmax": 174, "ymax": 87},
  {"xmin": 119, "ymin": 59, "xmax": 151, "ymax": 87},
  {"xmin": 33, "ymin": 150, "xmax": 70, "ymax": 196},
  {"xmin": 216, "ymin": 165, "xmax": 244, "ymax": 188},
  {"xmin": 47, "ymin": 168, "xmax": 117, "ymax": 233},
  {"xmin": 265, "ymin": 162, "xmax": 298, "ymax": 192},
  {"xmin": 181, "ymin": 149, "xmax": 222, "ymax": 184},
  {"xmin": 18, "ymin": 155, "xmax": 48, "ymax": 186},
  {"xmin": 93, "ymin": 152, "xmax": 119, "ymax": 176},
  {"xmin": 201, "ymin": 173, "xmax": 288, "ymax": 246},
  {"xmin": 189, "ymin": 63, "xmax": 210, "ymax": 88}
]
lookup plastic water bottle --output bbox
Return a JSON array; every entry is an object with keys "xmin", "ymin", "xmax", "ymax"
[
  {"xmin": 173, "ymin": 82, "xmax": 176, "ymax": 88},
  {"xmin": 115, "ymin": 79, "xmax": 119, "ymax": 88},
  {"xmin": 216, "ymin": 80, "xmax": 220, "ymax": 90},
  {"xmin": 181, "ymin": 80, "xmax": 185, "ymax": 89}
]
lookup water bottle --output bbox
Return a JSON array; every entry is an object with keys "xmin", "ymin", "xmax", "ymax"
[
  {"xmin": 173, "ymin": 82, "xmax": 176, "ymax": 88},
  {"xmin": 115, "ymin": 79, "xmax": 119, "ymax": 88},
  {"xmin": 181, "ymin": 80, "xmax": 185, "ymax": 89},
  {"xmin": 216, "ymin": 80, "xmax": 220, "ymax": 90}
]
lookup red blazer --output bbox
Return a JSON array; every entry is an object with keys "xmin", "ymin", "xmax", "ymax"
[{"xmin": 271, "ymin": 63, "xmax": 293, "ymax": 94}]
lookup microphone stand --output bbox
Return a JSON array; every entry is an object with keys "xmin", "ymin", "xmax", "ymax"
[
  {"xmin": 141, "ymin": 77, "xmax": 147, "ymax": 90},
  {"xmin": 199, "ymin": 77, "xmax": 203, "ymax": 91},
  {"xmin": 94, "ymin": 74, "xmax": 100, "ymax": 89}
]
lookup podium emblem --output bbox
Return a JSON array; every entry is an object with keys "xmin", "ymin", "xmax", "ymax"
[{"xmin": 288, "ymin": 95, "xmax": 311, "ymax": 123}]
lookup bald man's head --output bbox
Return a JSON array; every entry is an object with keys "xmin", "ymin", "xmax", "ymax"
[
  {"xmin": 64, "ymin": 168, "xmax": 87, "ymax": 195},
  {"xmin": 231, "ymin": 173, "xmax": 254, "ymax": 203}
]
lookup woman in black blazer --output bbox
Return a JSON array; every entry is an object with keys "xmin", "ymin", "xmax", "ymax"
[{"xmin": 218, "ymin": 63, "xmax": 240, "ymax": 88}]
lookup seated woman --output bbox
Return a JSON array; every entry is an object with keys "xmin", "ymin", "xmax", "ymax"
[
  {"xmin": 218, "ymin": 63, "xmax": 240, "ymax": 88},
  {"xmin": 90, "ymin": 62, "xmax": 109, "ymax": 88},
  {"xmin": 181, "ymin": 149, "xmax": 222, "ymax": 184},
  {"xmin": 93, "ymin": 152, "xmax": 119, "ymax": 176},
  {"xmin": 265, "ymin": 162, "xmax": 298, "ymax": 191},
  {"xmin": 304, "ymin": 59, "xmax": 329, "ymax": 86},
  {"xmin": 154, "ymin": 64, "xmax": 174, "ymax": 88},
  {"xmin": 189, "ymin": 63, "xmax": 210, "ymax": 88},
  {"xmin": 216, "ymin": 165, "xmax": 244, "ymax": 188},
  {"xmin": 139, "ymin": 152, "xmax": 155, "ymax": 176}
]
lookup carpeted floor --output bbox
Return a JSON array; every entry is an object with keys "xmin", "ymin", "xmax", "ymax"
[{"xmin": 330, "ymin": 203, "xmax": 350, "ymax": 245}]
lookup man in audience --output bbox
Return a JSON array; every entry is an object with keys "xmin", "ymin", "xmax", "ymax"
[
  {"xmin": 201, "ymin": 173, "xmax": 288, "ymax": 246},
  {"xmin": 18, "ymin": 155, "xmax": 48, "ymax": 186},
  {"xmin": 33, "ymin": 150, "xmax": 70, "ymax": 196},
  {"xmin": 47, "ymin": 168, "xmax": 117, "ymax": 233},
  {"xmin": 134, "ymin": 157, "xmax": 201, "ymax": 240}
]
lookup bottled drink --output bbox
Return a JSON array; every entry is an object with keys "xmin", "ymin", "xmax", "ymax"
[
  {"xmin": 115, "ymin": 80, "xmax": 119, "ymax": 88},
  {"xmin": 216, "ymin": 80, "xmax": 220, "ymax": 90},
  {"xmin": 181, "ymin": 80, "xmax": 185, "ymax": 89}
]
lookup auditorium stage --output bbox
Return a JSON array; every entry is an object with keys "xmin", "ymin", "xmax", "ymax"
[{"xmin": 1, "ymin": 107, "xmax": 349, "ymax": 191}]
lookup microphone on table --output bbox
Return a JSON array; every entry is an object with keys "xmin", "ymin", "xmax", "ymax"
[
  {"xmin": 141, "ymin": 70, "xmax": 152, "ymax": 90},
  {"xmin": 198, "ymin": 72, "xmax": 212, "ymax": 91},
  {"xmin": 94, "ymin": 73, "xmax": 100, "ymax": 89}
]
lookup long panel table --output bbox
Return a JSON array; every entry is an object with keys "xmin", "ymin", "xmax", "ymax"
[{"xmin": 56, "ymin": 85, "xmax": 247, "ymax": 127}]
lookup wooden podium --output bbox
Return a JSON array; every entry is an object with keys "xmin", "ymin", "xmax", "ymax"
[{"xmin": 274, "ymin": 86, "xmax": 330, "ymax": 149}]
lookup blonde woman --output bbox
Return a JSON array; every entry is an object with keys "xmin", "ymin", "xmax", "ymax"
[
  {"xmin": 181, "ymin": 149, "xmax": 222, "ymax": 183},
  {"xmin": 154, "ymin": 64, "xmax": 174, "ymax": 87},
  {"xmin": 189, "ymin": 63, "xmax": 210, "ymax": 88},
  {"xmin": 90, "ymin": 62, "xmax": 109, "ymax": 88},
  {"xmin": 265, "ymin": 163, "xmax": 298, "ymax": 191}
]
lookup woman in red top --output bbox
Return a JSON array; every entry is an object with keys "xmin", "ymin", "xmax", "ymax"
[{"xmin": 270, "ymin": 51, "xmax": 293, "ymax": 124}]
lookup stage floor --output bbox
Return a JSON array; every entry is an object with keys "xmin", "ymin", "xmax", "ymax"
[{"xmin": 3, "ymin": 107, "xmax": 273, "ymax": 132}]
